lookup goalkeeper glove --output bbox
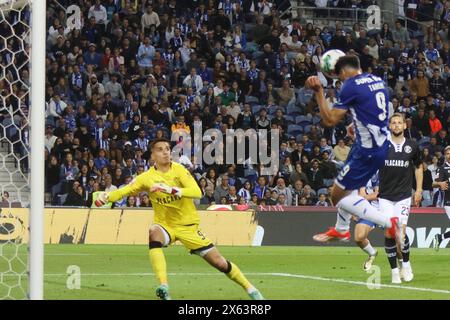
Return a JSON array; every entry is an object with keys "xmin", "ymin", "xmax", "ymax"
[
  {"xmin": 93, "ymin": 192, "xmax": 109, "ymax": 207},
  {"xmin": 151, "ymin": 183, "xmax": 182, "ymax": 197}
]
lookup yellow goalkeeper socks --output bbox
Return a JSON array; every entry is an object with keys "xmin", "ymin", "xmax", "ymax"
[
  {"xmin": 149, "ymin": 248, "xmax": 168, "ymax": 285},
  {"xmin": 225, "ymin": 261, "xmax": 253, "ymax": 292}
]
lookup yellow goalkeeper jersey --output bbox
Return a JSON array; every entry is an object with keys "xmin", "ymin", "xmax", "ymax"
[{"xmin": 107, "ymin": 162, "xmax": 202, "ymax": 226}]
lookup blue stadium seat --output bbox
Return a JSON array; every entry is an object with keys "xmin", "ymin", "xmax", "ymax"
[
  {"xmin": 312, "ymin": 115, "xmax": 321, "ymax": 125},
  {"xmin": 284, "ymin": 115, "xmax": 295, "ymax": 124},
  {"xmin": 268, "ymin": 106, "xmax": 278, "ymax": 115},
  {"xmin": 295, "ymin": 115, "xmax": 312, "ymax": 126},
  {"xmin": 286, "ymin": 104, "xmax": 301, "ymax": 116},
  {"xmin": 245, "ymin": 96, "xmax": 259, "ymax": 104},
  {"xmin": 303, "ymin": 125, "xmax": 312, "ymax": 133},
  {"xmin": 287, "ymin": 125, "xmax": 303, "ymax": 136},
  {"xmin": 252, "ymin": 105, "xmax": 263, "ymax": 114}
]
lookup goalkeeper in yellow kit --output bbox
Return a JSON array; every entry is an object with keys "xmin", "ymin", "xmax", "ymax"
[{"xmin": 93, "ymin": 138, "xmax": 264, "ymax": 300}]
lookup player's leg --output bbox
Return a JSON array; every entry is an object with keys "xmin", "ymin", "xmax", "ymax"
[
  {"xmin": 313, "ymin": 205, "xmax": 353, "ymax": 242},
  {"xmin": 434, "ymin": 230, "xmax": 450, "ymax": 250},
  {"xmin": 334, "ymin": 145, "xmax": 401, "ymax": 238},
  {"xmin": 380, "ymin": 199, "xmax": 402, "ymax": 284},
  {"xmin": 354, "ymin": 221, "xmax": 377, "ymax": 271},
  {"xmin": 435, "ymin": 206, "xmax": 450, "ymax": 250},
  {"xmin": 201, "ymin": 248, "xmax": 264, "ymax": 300},
  {"xmin": 314, "ymin": 147, "xmax": 399, "ymax": 243},
  {"xmin": 396, "ymin": 198, "xmax": 413, "ymax": 282},
  {"xmin": 444, "ymin": 206, "xmax": 450, "ymax": 220},
  {"xmin": 314, "ymin": 182, "xmax": 398, "ymax": 242},
  {"xmin": 180, "ymin": 225, "xmax": 264, "ymax": 300},
  {"xmin": 149, "ymin": 224, "xmax": 173, "ymax": 300}
]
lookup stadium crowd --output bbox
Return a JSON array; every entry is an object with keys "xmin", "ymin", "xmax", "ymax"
[{"xmin": 26, "ymin": 0, "xmax": 449, "ymax": 207}]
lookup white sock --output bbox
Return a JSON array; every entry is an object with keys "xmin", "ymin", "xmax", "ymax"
[
  {"xmin": 335, "ymin": 208, "xmax": 352, "ymax": 232},
  {"xmin": 402, "ymin": 261, "xmax": 411, "ymax": 269},
  {"xmin": 362, "ymin": 242, "xmax": 377, "ymax": 256},
  {"xmin": 337, "ymin": 194, "xmax": 391, "ymax": 228},
  {"xmin": 392, "ymin": 267, "xmax": 400, "ymax": 274},
  {"xmin": 246, "ymin": 286, "xmax": 257, "ymax": 294}
]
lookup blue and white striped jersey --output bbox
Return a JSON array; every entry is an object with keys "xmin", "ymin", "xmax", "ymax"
[
  {"xmin": 365, "ymin": 171, "xmax": 379, "ymax": 195},
  {"xmin": 334, "ymin": 73, "xmax": 390, "ymax": 150}
]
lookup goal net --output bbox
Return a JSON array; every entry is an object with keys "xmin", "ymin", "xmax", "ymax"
[{"xmin": 0, "ymin": 0, "xmax": 45, "ymax": 300}]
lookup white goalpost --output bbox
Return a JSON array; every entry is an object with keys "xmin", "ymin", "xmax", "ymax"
[
  {"xmin": 0, "ymin": 0, "xmax": 45, "ymax": 300},
  {"xmin": 30, "ymin": 0, "xmax": 46, "ymax": 300}
]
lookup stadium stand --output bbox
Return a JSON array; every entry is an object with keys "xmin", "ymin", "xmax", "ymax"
[{"xmin": 31, "ymin": 0, "xmax": 450, "ymax": 207}]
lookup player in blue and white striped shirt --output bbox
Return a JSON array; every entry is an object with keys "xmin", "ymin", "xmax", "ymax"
[
  {"xmin": 306, "ymin": 55, "xmax": 401, "ymax": 244},
  {"xmin": 354, "ymin": 171, "xmax": 380, "ymax": 271}
]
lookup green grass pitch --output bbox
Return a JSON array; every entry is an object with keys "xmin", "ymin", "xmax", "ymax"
[
  {"xmin": 2, "ymin": 245, "xmax": 450, "ymax": 299},
  {"xmin": 42, "ymin": 245, "xmax": 450, "ymax": 300}
]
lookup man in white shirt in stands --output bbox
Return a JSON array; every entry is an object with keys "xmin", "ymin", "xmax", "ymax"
[
  {"xmin": 104, "ymin": 174, "xmax": 117, "ymax": 193},
  {"xmin": 137, "ymin": 36, "xmax": 156, "ymax": 76},
  {"xmin": 88, "ymin": 0, "xmax": 107, "ymax": 27},
  {"xmin": 183, "ymin": 68, "xmax": 203, "ymax": 95},
  {"xmin": 46, "ymin": 94, "xmax": 67, "ymax": 124},
  {"xmin": 45, "ymin": 125, "xmax": 57, "ymax": 153},
  {"xmin": 141, "ymin": 5, "xmax": 160, "ymax": 34}
]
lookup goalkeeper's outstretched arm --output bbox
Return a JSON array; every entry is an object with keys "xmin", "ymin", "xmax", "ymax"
[
  {"xmin": 94, "ymin": 175, "xmax": 148, "ymax": 206},
  {"xmin": 108, "ymin": 176, "xmax": 147, "ymax": 202}
]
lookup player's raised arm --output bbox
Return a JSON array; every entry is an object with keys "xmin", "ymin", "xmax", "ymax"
[{"xmin": 305, "ymin": 76, "xmax": 347, "ymax": 127}]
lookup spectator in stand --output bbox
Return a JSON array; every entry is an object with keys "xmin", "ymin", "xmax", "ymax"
[
  {"xmin": 141, "ymin": 5, "xmax": 160, "ymax": 34},
  {"xmin": 105, "ymin": 73, "xmax": 125, "ymax": 101},
  {"xmin": 183, "ymin": 67, "xmax": 203, "ymax": 95},
  {"xmin": 88, "ymin": 0, "xmax": 107, "ymax": 27},
  {"xmin": 315, "ymin": 193, "xmax": 330, "ymax": 206},
  {"xmin": 214, "ymin": 174, "xmax": 230, "ymax": 203},
  {"xmin": 404, "ymin": 117, "xmax": 421, "ymax": 140},
  {"xmin": 332, "ymin": 138, "xmax": 350, "ymax": 165},
  {"xmin": 200, "ymin": 185, "xmax": 215, "ymax": 205},
  {"xmin": 410, "ymin": 70, "xmax": 430, "ymax": 100},
  {"xmin": 429, "ymin": 68, "xmax": 446, "ymax": 97},
  {"xmin": 306, "ymin": 159, "xmax": 324, "ymax": 193},
  {"xmin": 226, "ymin": 186, "xmax": 240, "ymax": 204},
  {"xmin": 392, "ymin": 20, "xmax": 410, "ymax": 44},
  {"xmin": 253, "ymin": 176, "xmax": 268, "ymax": 200},
  {"xmin": 64, "ymin": 182, "xmax": 87, "ymax": 207},
  {"xmin": 273, "ymin": 177, "xmax": 293, "ymax": 205},
  {"xmin": 238, "ymin": 181, "xmax": 252, "ymax": 204},
  {"xmin": 429, "ymin": 109, "xmax": 443, "ymax": 135},
  {"xmin": 137, "ymin": 36, "xmax": 155, "ymax": 76},
  {"xmin": 413, "ymin": 108, "xmax": 431, "ymax": 137}
]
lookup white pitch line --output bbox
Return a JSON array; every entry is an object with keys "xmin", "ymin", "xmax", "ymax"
[
  {"xmin": 45, "ymin": 254, "xmax": 96, "ymax": 256},
  {"xmin": 41, "ymin": 272, "xmax": 450, "ymax": 295},
  {"xmin": 266, "ymin": 272, "xmax": 450, "ymax": 295}
]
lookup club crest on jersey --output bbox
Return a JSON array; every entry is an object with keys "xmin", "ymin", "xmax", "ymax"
[{"xmin": 404, "ymin": 146, "xmax": 412, "ymax": 154}]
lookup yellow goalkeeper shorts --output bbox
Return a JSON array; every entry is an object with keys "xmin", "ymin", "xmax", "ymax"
[{"xmin": 155, "ymin": 223, "xmax": 214, "ymax": 255}]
